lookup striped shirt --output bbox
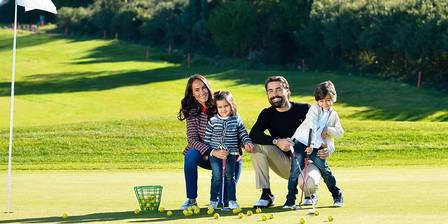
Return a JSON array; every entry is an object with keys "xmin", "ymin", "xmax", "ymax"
[
  {"xmin": 184, "ymin": 111, "xmax": 211, "ymax": 155},
  {"xmin": 204, "ymin": 115, "xmax": 251, "ymax": 154}
]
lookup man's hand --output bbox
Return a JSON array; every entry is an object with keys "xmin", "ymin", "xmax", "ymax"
[
  {"xmin": 305, "ymin": 146, "xmax": 313, "ymax": 155},
  {"xmin": 275, "ymin": 138, "xmax": 294, "ymax": 152},
  {"xmin": 317, "ymin": 148, "xmax": 329, "ymax": 159},
  {"xmin": 212, "ymin": 149, "xmax": 229, "ymax": 160},
  {"xmin": 244, "ymin": 143, "xmax": 254, "ymax": 153}
]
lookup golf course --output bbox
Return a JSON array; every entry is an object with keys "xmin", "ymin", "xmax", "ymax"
[{"xmin": 0, "ymin": 28, "xmax": 447, "ymax": 223}]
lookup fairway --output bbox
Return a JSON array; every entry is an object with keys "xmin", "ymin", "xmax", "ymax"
[
  {"xmin": 0, "ymin": 28, "xmax": 447, "ymax": 224},
  {"xmin": 1, "ymin": 167, "xmax": 448, "ymax": 224}
]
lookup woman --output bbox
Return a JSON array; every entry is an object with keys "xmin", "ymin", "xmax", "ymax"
[{"xmin": 178, "ymin": 74, "xmax": 242, "ymax": 209}]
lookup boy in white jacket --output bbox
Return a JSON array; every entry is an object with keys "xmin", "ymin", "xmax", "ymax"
[{"xmin": 283, "ymin": 81, "xmax": 344, "ymax": 208}]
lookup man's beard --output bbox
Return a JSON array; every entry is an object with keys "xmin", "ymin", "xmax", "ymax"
[{"xmin": 269, "ymin": 96, "xmax": 287, "ymax": 108}]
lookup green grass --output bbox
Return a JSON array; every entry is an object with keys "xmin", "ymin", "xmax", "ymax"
[
  {"xmin": 1, "ymin": 168, "xmax": 448, "ymax": 224},
  {"xmin": 0, "ymin": 29, "xmax": 447, "ymax": 170}
]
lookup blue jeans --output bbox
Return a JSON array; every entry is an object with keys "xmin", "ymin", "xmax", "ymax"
[
  {"xmin": 210, "ymin": 154, "xmax": 237, "ymax": 202},
  {"xmin": 184, "ymin": 149, "xmax": 242, "ymax": 201},
  {"xmin": 287, "ymin": 142, "xmax": 341, "ymax": 201}
]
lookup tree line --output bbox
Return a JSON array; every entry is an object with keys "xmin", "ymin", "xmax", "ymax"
[{"xmin": 1, "ymin": 0, "xmax": 446, "ymax": 89}]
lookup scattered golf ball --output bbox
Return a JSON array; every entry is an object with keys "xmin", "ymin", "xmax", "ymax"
[
  {"xmin": 134, "ymin": 209, "xmax": 140, "ymax": 214},
  {"xmin": 314, "ymin": 210, "xmax": 320, "ymax": 216},
  {"xmin": 238, "ymin": 212, "xmax": 244, "ymax": 219},
  {"xmin": 193, "ymin": 208, "xmax": 200, "ymax": 214},
  {"xmin": 232, "ymin": 208, "xmax": 239, "ymax": 214},
  {"xmin": 213, "ymin": 213, "xmax": 220, "ymax": 219},
  {"xmin": 166, "ymin": 210, "xmax": 173, "ymax": 216},
  {"xmin": 62, "ymin": 213, "xmax": 68, "ymax": 219},
  {"xmin": 261, "ymin": 214, "xmax": 267, "ymax": 221},
  {"xmin": 268, "ymin": 213, "xmax": 274, "ymax": 219},
  {"xmin": 256, "ymin": 208, "xmax": 262, "ymax": 213},
  {"xmin": 187, "ymin": 210, "xmax": 193, "ymax": 216},
  {"xmin": 246, "ymin": 210, "xmax": 253, "ymax": 216},
  {"xmin": 187, "ymin": 206, "xmax": 194, "ymax": 212},
  {"xmin": 182, "ymin": 210, "xmax": 189, "ymax": 216},
  {"xmin": 299, "ymin": 217, "xmax": 306, "ymax": 224},
  {"xmin": 158, "ymin": 207, "xmax": 165, "ymax": 213},
  {"xmin": 328, "ymin": 215, "xmax": 334, "ymax": 222},
  {"xmin": 207, "ymin": 208, "xmax": 214, "ymax": 215}
]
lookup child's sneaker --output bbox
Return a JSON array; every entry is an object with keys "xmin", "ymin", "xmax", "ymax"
[
  {"xmin": 303, "ymin": 194, "xmax": 318, "ymax": 206},
  {"xmin": 333, "ymin": 192, "xmax": 344, "ymax": 207},
  {"xmin": 228, "ymin": 200, "xmax": 240, "ymax": 210},
  {"xmin": 180, "ymin": 199, "xmax": 197, "ymax": 210},
  {"xmin": 209, "ymin": 201, "xmax": 219, "ymax": 209},
  {"xmin": 282, "ymin": 198, "xmax": 296, "ymax": 209}
]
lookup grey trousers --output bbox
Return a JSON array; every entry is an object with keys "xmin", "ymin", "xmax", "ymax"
[{"xmin": 249, "ymin": 144, "xmax": 291, "ymax": 189}]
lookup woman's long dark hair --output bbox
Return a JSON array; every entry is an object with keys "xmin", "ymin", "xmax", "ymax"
[{"xmin": 177, "ymin": 74, "xmax": 215, "ymax": 121}]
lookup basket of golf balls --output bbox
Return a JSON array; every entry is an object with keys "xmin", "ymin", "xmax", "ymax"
[{"xmin": 134, "ymin": 185, "xmax": 163, "ymax": 212}]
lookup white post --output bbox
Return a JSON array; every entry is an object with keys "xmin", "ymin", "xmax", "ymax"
[{"xmin": 7, "ymin": 0, "xmax": 19, "ymax": 214}]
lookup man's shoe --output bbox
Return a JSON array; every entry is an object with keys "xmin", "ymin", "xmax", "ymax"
[
  {"xmin": 282, "ymin": 198, "xmax": 296, "ymax": 209},
  {"xmin": 333, "ymin": 193, "xmax": 344, "ymax": 207},
  {"xmin": 180, "ymin": 199, "xmax": 197, "ymax": 210},
  {"xmin": 303, "ymin": 194, "xmax": 318, "ymax": 206},
  {"xmin": 253, "ymin": 194, "xmax": 274, "ymax": 208}
]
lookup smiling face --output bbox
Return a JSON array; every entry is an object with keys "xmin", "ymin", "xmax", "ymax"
[
  {"xmin": 191, "ymin": 79, "xmax": 209, "ymax": 106},
  {"xmin": 216, "ymin": 99, "xmax": 232, "ymax": 117},
  {"xmin": 318, "ymin": 95, "xmax": 334, "ymax": 110},
  {"xmin": 266, "ymin": 81, "xmax": 290, "ymax": 108}
]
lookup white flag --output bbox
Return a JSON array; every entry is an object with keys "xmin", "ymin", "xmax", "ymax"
[{"xmin": 17, "ymin": 0, "xmax": 57, "ymax": 14}]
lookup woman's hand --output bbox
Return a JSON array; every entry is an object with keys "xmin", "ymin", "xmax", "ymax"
[
  {"xmin": 244, "ymin": 143, "xmax": 254, "ymax": 153},
  {"xmin": 317, "ymin": 148, "xmax": 329, "ymax": 159},
  {"xmin": 212, "ymin": 149, "xmax": 229, "ymax": 160}
]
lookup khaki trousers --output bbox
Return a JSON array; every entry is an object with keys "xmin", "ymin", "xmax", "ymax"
[{"xmin": 249, "ymin": 144, "xmax": 291, "ymax": 189}]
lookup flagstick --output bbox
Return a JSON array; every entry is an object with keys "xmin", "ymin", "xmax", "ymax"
[{"xmin": 6, "ymin": 0, "xmax": 18, "ymax": 214}]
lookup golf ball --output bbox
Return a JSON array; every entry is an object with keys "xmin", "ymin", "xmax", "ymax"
[
  {"xmin": 268, "ymin": 213, "xmax": 274, "ymax": 219},
  {"xmin": 207, "ymin": 208, "xmax": 214, "ymax": 215},
  {"xmin": 232, "ymin": 208, "xmax": 239, "ymax": 214},
  {"xmin": 182, "ymin": 210, "xmax": 189, "ymax": 216},
  {"xmin": 261, "ymin": 214, "xmax": 267, "ymax": 221},
  {"xmin": 62, "ymin": 213, "xmax": 68, "ymax": 219},
  {"xmin": 246, "ymin": 210, "xmax": 253, "ymax": 216},
  {"xmin": 256, "ymin": 208, "xmax": 262, "ymax": 213},
  {"xmin": 158, "ymin": 207, "xmax": 165, "ymax": 213},
  {"xmin": 166, "ymin": 211, "xmax": 173, "ymax": 216},
  {"xmin": 214, "ymin": 213, "xmax": 220, "ymax": 219},
  {"xmin": 134, "ymin": 209, "xmax": 140, "ymax": 214},
  {"xmin": 238, "ymin": 212, "xmax": 244, "ymax": 219},
  {"xmin": 193, "ymin": 208, "xmax": 200, "ymax": 214},
  {"xmin": 328, "ymin": 215, "xmax": 334, "ymax": 222},
  {"xmin": 314, "ymin": 210, "xmax": 320, "ymax": 216},
  {"xmin": 299, "ymin": 217, "xmax": 306, "ymax": 224}
]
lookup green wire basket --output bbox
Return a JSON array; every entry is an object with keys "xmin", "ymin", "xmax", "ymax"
[{"xmin": 134, "ymin": 185, "xmax": 163, "ymax": 212}]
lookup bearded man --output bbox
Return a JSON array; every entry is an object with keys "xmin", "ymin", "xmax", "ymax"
[{"xmin": 247, "ymin": 76, "xmax": 329, "ymax": 208}]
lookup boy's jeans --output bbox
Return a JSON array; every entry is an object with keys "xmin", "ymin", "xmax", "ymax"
[
  {"xmin": 210, "ymin": 154, "xmax": 237, "ymax": 202},
  {"xmin": 287, "ymin": 142, "xmax": 341, "ymax": 201}
]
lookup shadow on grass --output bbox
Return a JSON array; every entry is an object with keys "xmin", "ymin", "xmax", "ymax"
[
  {"xmin": 208, "ymin": 70, "xmax": 448, "ymax": 121},
  {"xmin": 0, "ymin": 32, "xmax": 60, "ymax": 52},
  {"xmin": 0, "ymin": 206, "xmax": 339, "ymax": 223},
  {"xmin": 1, "ymin": 31, "xmax": 446, "ymax": 121},
  {"xmin": 0, "ymin": 66, "xmax": 226, "ymax": 96}
]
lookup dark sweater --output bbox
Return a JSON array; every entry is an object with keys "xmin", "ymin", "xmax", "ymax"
[{"xmin": 249, "ymin": 102, "xmax": 310, "ymax": 145}]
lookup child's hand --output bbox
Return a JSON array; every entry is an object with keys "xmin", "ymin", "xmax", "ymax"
[
  {"xmin": 321, "ymin": 128, "xmax": 329, "ymax": 138},
  {"xmin": 305, "ymin": 146, "xmax": 313, "ymax": 155},
  {"xmin": 244, "ymin": 143, "xmax": 254, "ymax": 153}
]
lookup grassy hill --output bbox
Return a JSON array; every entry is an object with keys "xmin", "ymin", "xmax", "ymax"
[{"xmin": 0, "ymin": 29, "xmax": 447, "ymax": 169}]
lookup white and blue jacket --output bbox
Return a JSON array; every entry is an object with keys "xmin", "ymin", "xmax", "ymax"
[{"xmin": 204, "ymin": 115, "xmax": 251, "ymax": 155}]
